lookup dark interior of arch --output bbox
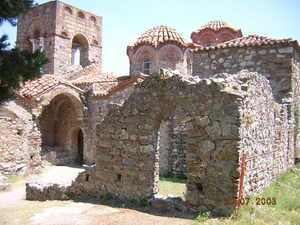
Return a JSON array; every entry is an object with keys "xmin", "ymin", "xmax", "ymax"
[{"xmin": 39, "ymin": 94, "xmax": 83, "ymax": 164}]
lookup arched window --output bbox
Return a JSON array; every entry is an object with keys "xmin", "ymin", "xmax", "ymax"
[
  {"xmin": 71, "ymin": 34, "xmax": 89, "ymax": 66},
  {"xmin": 90, "ymin": 16, "xmax": 97, "ymax": 24},
  {"xmin": 77, "ymin": 11, "xmax": 85, "ymax": 19},
  {"xmin": 33, "ymin": 28, "xmax": 40, "ymax": 39},
  {"xmin": 143, "ymin": 58, "xmax": 151, "ymax": 74},
  {"xmin": 64, "ymin": 6, "xmax": 73, "ymax": 15}
]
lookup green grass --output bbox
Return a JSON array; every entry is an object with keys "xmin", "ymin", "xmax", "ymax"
[
  {"xmin": 6, "ymin": 175, "xmax": 23, "ymax": 184},
  {"xmin": 158, "ymin": 176, "xmax": 187, "ymax": 199},
  {"xmin": 192, "ymin": 163, "xmax": 300, "ymax": 225}
]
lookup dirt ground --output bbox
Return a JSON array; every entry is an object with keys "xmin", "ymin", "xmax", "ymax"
[{"xmin": 0, "ymin": 165, "xmax": 195, "ymax": 225}]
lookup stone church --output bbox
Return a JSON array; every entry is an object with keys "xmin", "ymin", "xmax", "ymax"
[{"xmin": 1, "ymin": 0, "xmax": 300, "ymax": 215}]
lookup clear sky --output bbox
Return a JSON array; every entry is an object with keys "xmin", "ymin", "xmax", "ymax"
[{"xmin": 1, "ymin": 0, "xmax": 300, "ymax": 75}]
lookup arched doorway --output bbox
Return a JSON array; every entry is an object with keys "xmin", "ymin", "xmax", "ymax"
[
  {"xmin": 74, "ymin": 128, "xmax": 84, "ymax": 164},
  {"xmin": 39, "ymin": 93, "xmax": 83, "ymax": 164}
]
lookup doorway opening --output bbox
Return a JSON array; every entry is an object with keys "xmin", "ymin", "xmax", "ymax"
[
  {"xmin": 156, "ymin": 120, "xmax": 187, "ymax": 199},
  {"xmin": 77, "ymin": 129, "xmax": 84, "ymax": 164},
  {"xmin": 71, "ymin": 128, "xmax": 84, "ymax": 165}
]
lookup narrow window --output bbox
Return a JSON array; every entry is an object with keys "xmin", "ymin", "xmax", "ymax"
[
  {"xmin": 71, "ymin": 34, "xmax": 89, "ymax": 66},
  {"xmin": 143, "ymin": 58, "xmax": 151, "ymax": 74}
]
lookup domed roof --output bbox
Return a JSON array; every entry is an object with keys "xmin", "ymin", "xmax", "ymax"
[
  {"xmin": 200, "ymin": 21, "xmax": 229, "ymax": 31},
  {"xmin": 192, "ymin": 21, "xmax": 241, "ymax": 34},
  {"xmin": 129, "ymin": 25, "xmax": 187, "ymax": 49}
]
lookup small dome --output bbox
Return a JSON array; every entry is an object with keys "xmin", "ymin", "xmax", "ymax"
[
  {"xmin": 191, "ymin": 21, "xmax": 243, "ymax": 46},
  {"xmin": 192, "ymin": 21, "xmax": 241, "ymax": 34},
  {"xmin": 200, "ymin": 21, "xmax": 229, "ymax": 31},
  {"xmin": 129, "ymin": 25, "xmax": 187, "ymax": 49}
]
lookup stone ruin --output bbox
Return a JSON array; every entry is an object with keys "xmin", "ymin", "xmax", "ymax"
[
  {"xmin": 26, "ymin": 69, "xmax": 294, "ymax": 216},
  {"xmin": 0, "ymin": 0, "xmax": 299, "ymax": 217}
]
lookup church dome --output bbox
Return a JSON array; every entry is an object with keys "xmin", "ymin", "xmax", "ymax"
[
  {"xmin": 199, "ymin": 21, "xmax": 230, "ymax": 31},
  {"xmin": 191, "ymin": 21, "xmax": 243, "ymax": 46},
  {"xmin": 128, "ymin": 25, "xmax": 187, "ymax": 50}
]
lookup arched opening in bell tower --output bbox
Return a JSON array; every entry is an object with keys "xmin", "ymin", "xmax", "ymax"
[{"xmin": 71, "ymin": 34, "xmax": 89, "ymax": 67}]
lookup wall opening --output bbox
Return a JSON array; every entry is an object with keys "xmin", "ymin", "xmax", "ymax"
[
  {"xmin": 71, "ymin": 34, "xmax": 89, "ymax": 67},
  {"xmin": 143, "ymin": 58, "xmax": 151, "ymax": 74},
  {"xmin": 155, "ymin": 119, "xmax": 187, "ymax": 199},
  {"xmin": 77, "ymin": 129, "xmax": 84, "ymax": 164},
  {"xmin": 39, "ymin": 94, "xmax": 83, "ymax": 164}
]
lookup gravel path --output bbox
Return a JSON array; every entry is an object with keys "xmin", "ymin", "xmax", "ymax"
[{"xmin": 0, "ymin": 165, "xmax": 193, "ymax": 225}]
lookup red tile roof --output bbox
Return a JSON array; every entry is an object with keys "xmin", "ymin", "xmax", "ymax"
[
  {"xmin": 192, "ymin": 35, "xmax": 297, "ymax": 52},
  {"xmin": 128, "ymin": 25, "xmax": 187, "ymax": 52},
  {"xmin": 199, "ymin": 21, "xmax": 230, "ymax": 31},
  {"xmin": 92, "ymin": 73, "xmax": 148, "ymax": 97},
  {"xmin": 69, "ymin": 63, "xmax": 101, "ymax": 80},
  {"xmin": 18, "ymin": 75, "xmax": 82, "ymax": 99},
  {"xmin": 71, "ymin": 72, "xmax": 117, "ymax": 86}
]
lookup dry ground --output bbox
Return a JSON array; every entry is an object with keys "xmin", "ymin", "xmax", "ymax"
[{"xmin": 0, "ymin": 165, "xmax": 194, "ymax": 225}]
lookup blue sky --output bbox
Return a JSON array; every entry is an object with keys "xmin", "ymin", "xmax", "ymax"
[{"xmin": 1, "ymin": 0, "xmax": 300, "ymax": 75}]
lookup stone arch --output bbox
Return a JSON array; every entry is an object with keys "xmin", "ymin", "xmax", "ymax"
[
  {"xmin": 38, "ymin": 91, "xmax": 84, "ymax": 164},
  {"xmin": 95, "ymin": 75, "xmax": 240, "ymax": 215},
  {"xmin": 64, "ymin": 6, "xmax": 73, "ymax": 15},
  {"xmin": 77, "ymin": 11, "xmax": 85, "ymax": 19},
  {"xmin": 158, "ymin": 44, "xmax": 183, "ymax": 71},
  {"xmin": 33, "ymin": 28, "xmax": 41, "ymax": 39},
  {"xmin": 131, "ymin": 45, "xmax": 156, "ymax": 74},
  {"xmin": 71, "ymin": 34, "xmax": 89, "ymax": 67}
]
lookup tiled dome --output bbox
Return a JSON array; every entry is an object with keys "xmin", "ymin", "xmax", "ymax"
[
  {"xmin": 130, "ymin": 25, "xmax": 187, "ymax": 49},
  {"xmin": 199, "ymin": 21, "xmax": 229, "ymax": 31}
]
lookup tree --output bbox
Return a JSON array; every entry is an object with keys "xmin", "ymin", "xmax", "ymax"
[{"xmin": 0, "ymin": 0, "xmax": 48, "ymax": 102}]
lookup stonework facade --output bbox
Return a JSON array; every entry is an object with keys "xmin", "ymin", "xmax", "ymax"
[
  {"xmin": 1, "ymin": 0, "xmax": 299, "ymax": 216},
  {"xmin": 17, "ymin": 1, "xmax": 102, "ymax": 75}
]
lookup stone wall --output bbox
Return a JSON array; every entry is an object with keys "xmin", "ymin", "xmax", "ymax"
[
  {"xmin": 87, "ymin": 70, "xmax": 273, "ymax": 215},
  {"xmin": 0, "ymin": 101, "xmax": 42, "ymax": 175},
  {"xmin": 292, "ymin": 51, "xmax": 300, "ymax": 159},
  {"xmin": 87, "ymin": 77, "xmax": 193, "ymax": 176},
  {"xmin": 218, "ymin": 72, "xmax": 293, "ymax": 197},
  {"xmin": 86, "ymin": 86, "xmax": 136, "ymax": 164},
  {"xmin": 192, "ymin": 44, "xmax": 295, "ymax": 103},
  {"xmin": 24, "ymin": 70, "xmax": 295, "ymax": 216}
]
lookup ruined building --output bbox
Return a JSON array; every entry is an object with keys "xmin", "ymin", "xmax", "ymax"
[{"xmin": 1, "ymin": 0, "xmax": 300, "ymax": 215}]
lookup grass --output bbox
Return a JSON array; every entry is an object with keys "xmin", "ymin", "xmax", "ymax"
[
  {"xmin": 158, "ymin": 176, "xmax": 187, "ymax": 199},
  {"xmin": 192, "ymin": 163, "xmax": 300, "ymax": 225}
]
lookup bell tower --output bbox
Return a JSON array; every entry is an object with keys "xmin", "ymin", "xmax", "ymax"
[{"xmin": 16, "ymin": 1, "xmax": 102, "ymax": 75}]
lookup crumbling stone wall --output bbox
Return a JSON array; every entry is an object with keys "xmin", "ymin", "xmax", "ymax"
[
  {"xmin": 292, "ymin": 51, "xmax": 300, "ymax": 159},
  {"xmin": 217, "ymin": 73, "xmax": 293, "ymax": 197},
  {"xmin": 83, "ymin": 70, "xmax": 290, "ymax": 215},
  {"xmin": 86, "ymin": 86, "xmax": 136, "ymax": 164},
  {"xmin": 25, "ymin": 70, "xmax": 294, "ymax": 216},
  {"xmin": 192, "ymin": 44, "xmax": 299, "ymax": 162},
  {"xmin": 0, "ymin": 101, "xmax": 42, "ymax": 175}
]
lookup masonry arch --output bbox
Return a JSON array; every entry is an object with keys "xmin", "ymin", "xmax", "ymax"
[
  {"xmin": 71, "ymin": 34, "xmax": 89, "ymax": 66},
  {"xmin": 132, "ymin": 45, "xmax": 156, "ymax": 74},
  {"xmin": 158, "ymin": 44, "xmax": 183, "ymax": 71},
  {"xmin": 39, "ymin": 92, "xmax": 84, "ymax": 164},
  {"xmin": 96, "ymin": 75, "xmax": 240, "ymax": 216}
]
